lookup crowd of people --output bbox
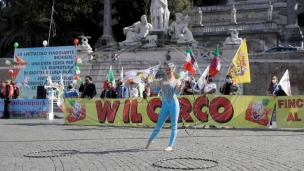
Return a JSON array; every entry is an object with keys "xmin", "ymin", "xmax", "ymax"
[
  {"xmin": 62, "ymin": 71, "xmax": 288, "ymax": 101},
  {"xmin": 65, "ymin": 73, "xmax": 241, "ymax": 101},
  {"xmin": 0, "ymin": 70, "xmax": 286, "ymax": 121}
]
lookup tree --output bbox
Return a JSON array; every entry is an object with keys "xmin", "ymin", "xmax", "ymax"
[
  {"xmin": 0, "ymin": 0, "xmax": 102, "ymax": 56},
  {"xmin": 50, "ymin": 0, "xmax": 102, "ymax": 47},
  {"xmin": 0, "ymin": 0, "xmax": 191, "ymax": 56},
  {"xmin": 0, "ymin": 0, "xmax": 50, "ymax": 48}
]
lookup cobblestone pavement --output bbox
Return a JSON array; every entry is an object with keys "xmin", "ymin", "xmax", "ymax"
[{"xmin": 0, "ymin": 114, "xmax": 304, "ymax": 171}]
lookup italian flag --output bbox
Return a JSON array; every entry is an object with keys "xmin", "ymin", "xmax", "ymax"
[
  {"xmin": 108, "ymin": 65, "xmax": 115, "ymax": 87},
  {"xmin": 183, "ymin": 46, "xmax": 196, "ymax": 75},
  {"xmin": 208, "ymin": 45, "xmax": 221, "ymax": 77}
]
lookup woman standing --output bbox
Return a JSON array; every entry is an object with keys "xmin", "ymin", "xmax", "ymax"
[
  {"xmin": 266, "ymin": 75, "xmax": 283, "ymax": 129},
  {"xmin": 266, "ymin": 75, "xmax": 284, "ymax": 97},
  {"xmin": 145, "ymin": 63, "xmax": 183, "ymax": 152}
]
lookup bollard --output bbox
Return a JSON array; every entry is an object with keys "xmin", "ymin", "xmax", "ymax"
[{"xmin": 47, "ymin": 88, "xmax": 54, "ymax": 120}]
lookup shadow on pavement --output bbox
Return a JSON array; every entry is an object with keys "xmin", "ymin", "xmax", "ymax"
[
  {"xmin": 0, "ymin": 138, "xmax": 103, "ymax": 143},
  {"xmin": 3, "ymin": 122, "xmax": 63, "ymax": 126},
  {"xmin": 78, "ymin": 148, "xmax": 160, "ymax": 155}
]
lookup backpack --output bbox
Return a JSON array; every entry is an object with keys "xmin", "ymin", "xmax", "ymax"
[{"xmin": 5, "ymin": 85, "xmax": 13, "ymax": 101}]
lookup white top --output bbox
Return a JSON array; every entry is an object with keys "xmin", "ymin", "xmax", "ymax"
[
  {"xmin": 202, "ymin": 83, "xmax": 217, "ymax": 93},
  {"xmin": 161, "ymin": 78, "xmax": 181, "ymax": 102},
  {"xmin": 129, "ymin": 87, "xmax": 139, "ymax": 98}
]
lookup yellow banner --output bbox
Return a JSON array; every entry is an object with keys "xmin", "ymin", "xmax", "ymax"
[
  {"xmin": 228, "ymin": 39, "xmax": 251, "ymax": 83},
  {"xmin": 276, "ymin": 95, "xmax": 304, "ymax": 128},
  {"xmin": 64, "ymin": 95, "xmax": 276, "ymax": 128}
]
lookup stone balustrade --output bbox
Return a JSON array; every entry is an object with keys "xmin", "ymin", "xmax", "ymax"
[
  {"xmin": 192, "ymin": 2, "xmax": 286, "ymax": 12},
  {"xmin": 192, "ymin": 22, "xmax": 277, "ymax": 35}
]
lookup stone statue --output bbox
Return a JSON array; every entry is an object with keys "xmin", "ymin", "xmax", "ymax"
[
  {"xmin": 150, "ymin": 0, "xmax": 170, "ymax": 30},
  {"xmin": 119, "ymin": 15, "xmax": 153, "ymax": 46},
  {"xmin": 144, "ymin": 35, "xmax": 158, "ymax": 46},
  {"xmin": 267, "ymin": 2, "xmax": 273, "ymax": 21},
  {"xmin": 223, "ymin": 29, "xmax": 243, "ymax": 46},
  {"xmin": 168, "ymin": 13, "xmax": 198, "ymax": 45},
  {"xmin": 77, "ymin": 36, "xmax": 93, "ymax": 52},
  {"xmin": 197, "ymin": 7, "xmax": 203, "ymax": 26},
  {"xmin": 231, "ymin": 5, "xmax": 237, "ymax": 24}
]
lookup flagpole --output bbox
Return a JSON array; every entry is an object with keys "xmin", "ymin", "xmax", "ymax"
[
  {"xmin": 47, "ymin": 0, "xmax": 55, "ymax": 46},
  {"xmin": 194, "ymin": 62, "xmax": 202, "ymax": 75},
  {"xmin": 187, "ymin": 45, "xmax": 202, "ymax": 75}
]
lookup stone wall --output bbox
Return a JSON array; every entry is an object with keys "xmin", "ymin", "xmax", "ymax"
[
  {"xmin": 187, "ymin": 1, "xmax": 288, "ymax": 51},
  {"xmin": 245, "ymin": 51, "xmax": 304, "ymax": 95},
  {"xmin": 227, "ymin": 0, "xmax": 280, "ymax": 5},
  {"xmin": 189, "ymin": 2, "xmax": 287, "ymax": 26}
]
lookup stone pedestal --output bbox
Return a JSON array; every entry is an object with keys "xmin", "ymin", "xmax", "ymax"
[
  {"xmin": 281, "ymin": 0, "xmax": 303, "ymax": 48},
  {"xmin": 280, "ymin": 25, "xmax": 304, "ymax": 48},
  {"xmin": 94, "ymin": 35, "xmax": 116, "ymax": 51},
  {"xmin": 149, "ymin": 30, "xmax": 171, "ymax": 46}
]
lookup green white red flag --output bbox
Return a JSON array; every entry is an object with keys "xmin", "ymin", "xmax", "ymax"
[
  {"xmin": 183, "ymin": 46, "xmax": 197, "ymax": 75},
  {"xmin": 208, "ymin": 45, "xmax": 221, "ymax": 77}
]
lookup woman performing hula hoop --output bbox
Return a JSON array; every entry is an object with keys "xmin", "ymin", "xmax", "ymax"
[{"xmin": 145, "ymin": 63, "xmax": 184, "ymax": 152}]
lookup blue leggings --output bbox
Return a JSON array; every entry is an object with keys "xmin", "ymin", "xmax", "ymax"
[{"xmin": 148, "ymin": 100, "xmax": 179, "ymax": 147}]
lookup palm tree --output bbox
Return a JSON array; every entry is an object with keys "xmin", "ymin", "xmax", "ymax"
[{"xmin": 0, "ymin": 0, "xmax": 50, "ymax": 48}]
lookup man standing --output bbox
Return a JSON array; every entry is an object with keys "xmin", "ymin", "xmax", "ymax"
[
  {"xmin": 201, "ymin": 75, "xmax": 216, "ymax": 95},
  {"xmin": 100, "ymin": 82, "xmax": 117, "ymax": 99},
  {"xmin": 220, "ymin": 74, "xmax": 240, "ymax": 95},
  {"xmin": 1, "ymin": 80, "xmax": 13, "ymax": 119},
  {"xmin": 150, "ymin": 0, "xmax": 170, "ymax": 30},
  {"xmin": 79, "ymin": 75, "xmax": 89, "ymax": 97},
  {"xmin": 80, "ymin": 76, "xmax": 96, "ymax": 99}
]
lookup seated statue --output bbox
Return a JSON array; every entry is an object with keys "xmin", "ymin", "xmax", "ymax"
[
  {"xmin": 168, "ymin": 13, "xmax": 198, "ymax": 45},
  {"xmin": 77, "ymin": 36, "xmax": 93, "ymax": 52},
  {"xmin": 119, "ymin": 15, "xmax": 153, "ymax": 46},
  {"xmin": 223, "ymin": 29, "xmax": 243, "ymax": 46}
]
